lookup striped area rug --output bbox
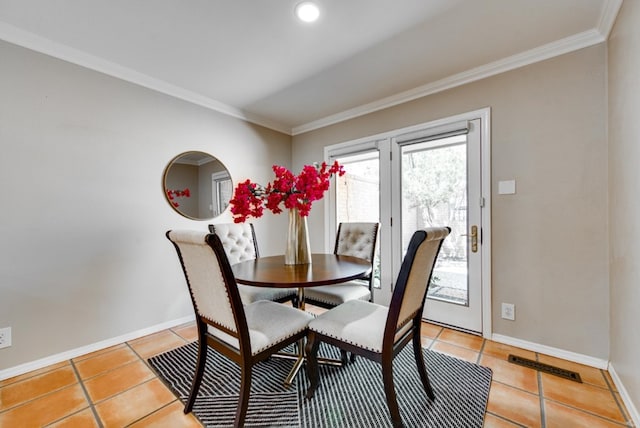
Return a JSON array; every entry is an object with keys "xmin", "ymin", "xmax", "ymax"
[{"xmin": 148, "ymin": 342, "xmax": 492, "ymax": 427}]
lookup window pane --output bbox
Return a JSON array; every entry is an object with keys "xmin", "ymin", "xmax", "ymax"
[
  {"xmin": 335, "ymin": 151, "xmax": 380, "ymax": 287},
  {"xmin": 336, "ymin": 153, "xmax": 379, "ymax": 224},
  {"xmin": 400, "ymin": 135, "xmax": 469, "ymax": 306}
]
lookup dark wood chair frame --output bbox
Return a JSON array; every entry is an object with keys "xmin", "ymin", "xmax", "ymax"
[
  {"xmin": 209, "ymin": 223, "xmax": 298, "ymax": 307},
  {"xmin": 167, "ymin": 231, "xmax": 308, "ymax": 428},
  {"xmin": 304, "ymin": 222, "xmax": 380, "ymax": 310},
  {"xmin": 305, "ymin": 227, "xmax": 450, "ymax": 428}
]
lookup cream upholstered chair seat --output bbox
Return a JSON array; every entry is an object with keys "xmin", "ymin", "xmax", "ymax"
[
  {"xmin": 303, "ymin": 283, "xmax": 371, "ymax": 307},
  {"xmin": 304, "ymin": 300, "xmax": 413, "ymax": 353},
  {"xmin": 166, "ymin": 230, "xmax": 313, "ymax": 427},
  {"xmin": 305, "ymin": 227, "xmax": 451, "ymax": 428},
  {"xmin": 243, "ymin": 301, "xmax": 311, "ymax": 353},
  {"xmin": 305, "ymin": 222, "xmax": 379, "ymax": 308},
  {"xmin": 207, "ymin": 300, "xmax": 311, "ymax": 355},
  {"xmin": 210, "ymin": 223, "xmax": 298, "ymax": 305}
]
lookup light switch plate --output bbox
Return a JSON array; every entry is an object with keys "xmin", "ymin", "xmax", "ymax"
[{"xmin": 498, "ymin": 180, "xmax": 516, "ymax": 195}]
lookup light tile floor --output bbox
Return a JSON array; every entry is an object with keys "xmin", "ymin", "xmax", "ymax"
[{"xmin": 0, "ymin": 308, "xmax": 634, "ymax": 427}]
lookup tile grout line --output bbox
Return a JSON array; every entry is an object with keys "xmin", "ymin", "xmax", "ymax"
[
  {"xmin": 490, "ymin": 378, "xmax": 543, "ymax": 395},
  {"xmin": 601, "ymin": 368, "xmax": 634, "ymax": 427},
  {"xmin": 533, "ymin": 353, "xmax": 629, "ymax": 427},
  {"xmin": 69, "ymin": 358, "xmax": 105, "ymax": 428},
  {"xmin": 125, "ymin": 331, "xmax": 189, "ymax": 371},
  {"xmin": 0, "ymin": 369, "xmax": 83, "ymax": 416},
  {"xmin": 536, "ymin": 352, "xmax": 547, "ymax": 428},
  {"xmin": 428, "ymin": 326, "xmax": 529, "ymax": 428},
  {"xmin": 485, "ymin": 411, "xmax": 529, "ymax": 428},
  {"xmin": 475, "ymin": 337, "xmax": 487, "ymax": 365},
  {"xmin": 542, "ymin": 397, "xmax": 631, "ymax": 427},
  {"xmin": 75, "ymin": 333, "xmax": 186, "ymax": 427},
  {"xmin": 122, "ymin": 333, "xmax": 197, "ymax": 425},
  {"xmin": 420, "ymin": 323, "xmax": 443, "ymax": 350},
  {"xmin": 430, "ymin": 325, "xmax": 445, "ymax": 341},
  {"xmin": 0, "ymin": 363, "xmax": 65, "ymax": 388},
  {"xmin": 123, "ymin": 399, "xmax": 186, "ymax": 427}
]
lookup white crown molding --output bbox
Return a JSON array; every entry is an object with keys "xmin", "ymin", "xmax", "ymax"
[
  {"xmin": 608, "ymin": 363, "xmax": 640, "ymax": 427},
  {"xmin": 292, "ymin": 0, "xmax": 623, "ymax": 135},
  {"xmin": 0, "ymin": 21, "xmax": 291, "ymax": 135},
  {"xmin": 597, "ymin": 0, "xmax": 624, "ymax": 39},
  {"xmin": 1, "ymin": 0, "xmax": 623, "ymax": 138},
  {"xmin": 0, "ymin": 314, "xmax": 195, "ymax": 381},
  {"xmin": 492, "ymin": 333, "xmax": 609, "ymax": 369},
  {"xmin": 292, "ymin": 28, "xmax": 605, "ymax": 135}
]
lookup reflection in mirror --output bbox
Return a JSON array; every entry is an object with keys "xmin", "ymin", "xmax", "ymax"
[{"xmin": 163, "ymin": 151, "xmax": 232, "ymax": 220}]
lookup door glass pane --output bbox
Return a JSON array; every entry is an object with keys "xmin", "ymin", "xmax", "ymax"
[
  {"xmin": 335, "ymin": 151, "xmax": 380, "ymax": 287},
  {"xmin": 400, "ymin": 135, "xmax": 469, "ymax": 306}
]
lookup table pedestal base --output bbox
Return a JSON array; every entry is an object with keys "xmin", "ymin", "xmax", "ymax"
[{"xmin": 272, "ymin": 338, "xmax": 344, "ymax": 386}]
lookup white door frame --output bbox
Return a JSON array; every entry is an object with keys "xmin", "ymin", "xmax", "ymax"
[{"xmin": 325, "ymin": 107, "xmax": 492, "ymax": 338}]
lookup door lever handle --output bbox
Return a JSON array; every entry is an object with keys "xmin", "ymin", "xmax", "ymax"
[{"xmin": 461, "ymin": 225, "xmax": 478, "ymax": 253}]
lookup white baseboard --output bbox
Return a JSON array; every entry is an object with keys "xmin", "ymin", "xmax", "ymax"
[
  {"xmin": 491, "ymin": 333, "xmax": 609, "ymax": 369},
  {"xmin": 608, "ymin": 363, "xmax": 640, "ymax": 427},
  {"xmin": 0, "ymin": 314, "xmax": 195, "ymax": 381}
]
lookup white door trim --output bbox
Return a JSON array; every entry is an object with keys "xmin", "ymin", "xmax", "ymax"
[{"xmin": 479, "ymin": 108, "xmax": 492, "ymax": 339}]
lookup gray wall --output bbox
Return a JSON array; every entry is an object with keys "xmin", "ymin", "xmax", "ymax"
[
  {"xmin": 293, "ymin": 44, "xmax": 609, "ymax": 360},
  {"xmin": 0, "ymin": 39, "xmax": 291, "ymax": 370},
  {"xmin": 608, "ymin": 0, "xmax": 640, "ymax": 411}
]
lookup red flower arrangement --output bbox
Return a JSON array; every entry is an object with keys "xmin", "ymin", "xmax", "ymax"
[{"xmin": 230, "ymin": 161, "xmax": 345, "ymax": 223}]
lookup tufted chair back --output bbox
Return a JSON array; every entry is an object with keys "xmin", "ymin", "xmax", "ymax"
[
  {"xmin": 304, "ymin": 222, "xmax": 380, "ymax": 310},
  {"xmin": 209, "ymin": 223, "xmax": 259, "ymax": 265},
  {"xmin": 209, "ymin": 223, "xmax": 299, "ymax": 306},
  {"xmin": 334, "ymin": 222, "xmax": 379, "ymax": 264}
]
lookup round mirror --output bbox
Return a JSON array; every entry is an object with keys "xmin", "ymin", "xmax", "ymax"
[{"xmin": 163, "ymin": 151, "xmax": 232, "ymax": 220}]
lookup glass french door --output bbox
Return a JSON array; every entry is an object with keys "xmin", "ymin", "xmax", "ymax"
[
  {"xmin": 393, "ymin": 119, "xmax": 483, "ymax": 333},
  {"xmin": 327, "ymin": 112, "xmax": 489, "ymax": 334}
]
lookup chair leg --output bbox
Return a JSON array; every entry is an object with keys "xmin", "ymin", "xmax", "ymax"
[
  {"xmin": 340, "ymin": 349, "xmax": 349, "ymax": 365},
  {"xmin": 412, "ymin": 330, "xmax": 435, "ymax": 400},
  {"xmin": 184, "ymin": 338, "xmax": 208, "ymax": 413},
  {"xmin": 381, "ymin": 355, "xmax": 403, "ymax": 428},
  {"xmin": 305, "ymin": 332, "xmax": 321, "ymax": 399},
  {"xmin": 234, "ymin": 364, "xmax": 252, "ymax": 428}
]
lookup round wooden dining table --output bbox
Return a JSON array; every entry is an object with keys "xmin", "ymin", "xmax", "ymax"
[
  {"xmin": 232, "ymin": 253, "xmax": 371, "ymax": 297},
  {"xmin": 231, "ymin": 253, "xmax": 372, "ymax": 385}
]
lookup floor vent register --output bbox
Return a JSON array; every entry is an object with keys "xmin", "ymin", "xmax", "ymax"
[{"xmin": 508, "ymin": 354, "xmax": 582, "ymax": 383}]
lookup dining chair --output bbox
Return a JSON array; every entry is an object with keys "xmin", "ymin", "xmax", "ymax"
[
  {"xmin": 210, "ymin": 223, "xmax": 298, "ymax": 306},
  {"xmin": 304, "ymin": 222, "xmax": 380, "ymax": 308},
  {"xmin": 305, "ymin": 227, "xmax": 451, "ymax": 428},
  {"xmin": 166, "ymin": 230, "xmax": 314, "ymax": 428}
]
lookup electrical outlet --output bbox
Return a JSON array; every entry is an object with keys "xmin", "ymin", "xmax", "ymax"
[
  {"xmin": 501, "ymin": 303, "xmax": 515, "ymax": 321},
  {"xmin": 0, "ymin": 327, "xmax": 12, "ymax": 349}
]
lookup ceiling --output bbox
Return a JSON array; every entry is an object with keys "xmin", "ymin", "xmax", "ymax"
[{"xmin": 0, "ymin": 0, "xmax": 621, "ymax": 135}]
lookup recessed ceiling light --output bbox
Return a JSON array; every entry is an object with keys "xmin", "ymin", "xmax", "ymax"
[{"xmin": 295, "ymin": 1, "xmax": 320, "ymax": 23}]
